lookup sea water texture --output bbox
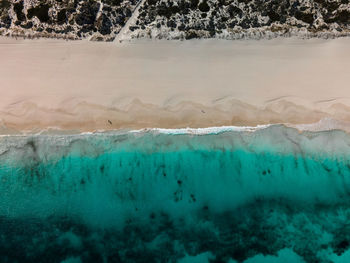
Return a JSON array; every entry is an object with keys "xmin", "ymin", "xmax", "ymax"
[{"xmin": 2, "ymin": 125, "xmax": 350, "ymax": 263}]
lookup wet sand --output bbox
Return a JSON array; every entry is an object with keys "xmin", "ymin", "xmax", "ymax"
[{"xmin": 1, "ymin": 37, "xmax": 350, "ymax": 133}]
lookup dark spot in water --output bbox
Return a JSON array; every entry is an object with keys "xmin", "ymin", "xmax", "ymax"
[
  {"xmin": 100, "ymin": 165, "xmax": 105, "ymax": 173},
  {"xmin": 80, "ymin": 179, "xmax": 85, "ymax": 185},
  {"xmin": 29, "ymin": 167, "xmax": 35, "ymax": 177},
  {"xmin": 262, "ymin": 171, "xmax": 266, "ymax": 175},
  {"xmin": 231, "ymin": 248, "xmax": 247, "ymax": 262},
  {"xmin": 150, "ymin": 213, "xmax": 156, "ymax": 219},
  {"xmin": 128, "ymin": 177, "xmax": 132, "ymax": 181},
  {"xmin": 335, "ymin": 240, "xmax": 350, "ymax": 255},
  {"xmin": 210, "ymin": 258, "xmax": 226, "ymax": 263},
  {"xmin": 163, "ymin": 172, "xmax": 167, "ymax": 177},
  {"xmin": 294, "ymin": 159, "xmax": 298, "ymax": 168},
  {"xmin": 322, "ymin": 164, "xmax": 332, "ymax": 173},
  {"xmin": 190, "ymin": 194, "xmax": 196, "ymax": 202},
  {"xmin": 177, "ymin": 180, "xmax": 182, "ymax": 185},
  {"xmin": 268, "ymin": 169, "xmax": 271, "ymax": 174},
  {"xmin": 113, "ymin": 134, "xmax": 128, "ymax": 143},
  {"xmin": 203, "ymin": 205, "xmax": 209, "ymax": 210},
  {"xmin": 173, "ymin": 191, "xmax": 180, "ymax": 202}
]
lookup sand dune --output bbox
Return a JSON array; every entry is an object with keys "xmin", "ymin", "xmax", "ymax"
[{"xmin": 1, "ymin": 37, "xmax": 350, "ymax": 133}]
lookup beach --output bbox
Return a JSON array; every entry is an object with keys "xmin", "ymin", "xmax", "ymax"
[{"xmin": 1, "ymin": 37, "xmax": 350, "ymax": 133}]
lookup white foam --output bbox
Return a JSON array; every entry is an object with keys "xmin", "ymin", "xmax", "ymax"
[
  {"xmin": 288, "ymin": 118, "xmax": 350, "ymax": 133},
  {"xmin": 1, "ymin": 118, "xmax": 350, "ymax": 138},
  {"xmin": 130, "ymin": 125, "xmax": 272, "ymax": 135}
]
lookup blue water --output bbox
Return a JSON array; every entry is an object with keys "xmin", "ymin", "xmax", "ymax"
[{"xmin": 1, "ymin": 125, "xmax": 350, "ymax": 262}]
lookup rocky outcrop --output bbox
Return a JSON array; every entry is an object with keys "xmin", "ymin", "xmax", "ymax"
[
  {"xmin": 127, "ymin": 0, "xmax": 350, "ymax": 40},
  {"xmin": 0, "ymin": 0, "xmax": 141, "ymax": 41},
  {"xmin": 1, "ymin": 0, "xmax": 350, "ymax": 40}
]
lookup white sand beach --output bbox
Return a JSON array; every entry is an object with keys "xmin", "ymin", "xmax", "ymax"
[{"xmin": 1, "ymin": 37, "xmax": 350, "ymax": 132}]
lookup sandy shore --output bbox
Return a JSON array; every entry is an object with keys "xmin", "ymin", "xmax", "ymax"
[{"xmin": 1, "ymin": 37, "xmax": 350, "ymax": 133}]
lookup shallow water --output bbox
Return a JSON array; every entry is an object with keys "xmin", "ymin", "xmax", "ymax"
[{"xmin": 1, "ymin": 125, "xmax": 350, "ymax": 262}]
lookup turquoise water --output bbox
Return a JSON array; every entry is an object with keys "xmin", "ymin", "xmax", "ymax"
[{"xmin": 1, "ymin": 125, "xmax": 350, "ymax": 262}]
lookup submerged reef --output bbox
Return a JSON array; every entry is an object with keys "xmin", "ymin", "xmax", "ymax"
[
  {"xmin": 2, "ymin": 126, "xmax": 350, "ymax": 262},
  {"xmin": 1, "ymin": 0, "xmax": 350, "ymax": 40}
]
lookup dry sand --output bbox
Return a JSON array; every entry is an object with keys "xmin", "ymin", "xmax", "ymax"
[{"xmin": 1, "ymin": 37, "xmax": 350, "ymax": 133}]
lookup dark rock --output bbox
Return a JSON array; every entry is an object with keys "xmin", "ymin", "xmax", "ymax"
[
  {"xmin": 103, "ymin": 0, "xmax": 122, "ymax": 6},
  {"xmin": 0, "ymin": 0, "xmax": 10, "ymax": 10},
  {"xmin": 267, "ymin": 10, "xmax": 280, "ymax": 22},
  {"xmin": 198, "ymin": 1, "xmax": 210, "ymax": 12},
  {"xmin": 185, "ymin": 31, "xmax": 198, "ymax": 39},
  {"xmin": 27, "ymin": 4, "xmax": 51, "ymax": 23},
  {"xmin": 295, "ymin": 11, "xmax": 314, "ymax": 24},
  {"xmin": 240, "ymin": 19, "xmax": 250, "ymax": 29},
  {"xmin": 57, "ymin": 9, "xmax": 67, "ymax": 25},
  {"xmin": 178, "ymin": 23, "xmax": 186, "ymax": 31},
  {"xmin": 167, "ymin": 20, "xmax": 176, "ymax": 28},
  {"xmin": 228, "ymin": 5, "xmax": 243, "ymax": 17},
  {"xmin": 1, "ymin": 15, "xmax": 11, "ymax": 28},
  {"xmin": 190, "ymin": 0, "xmax": 199, "ymax": 9},
  {"xmin": 13, "ymin": 1, "xmax": 25, "ymax": 22},
  {"xmin": 21, "ymin": 21, "xmax": 33, "ymax": 29},
  {"xmin": 76, "ymin": 1, "xmax": 100, "ymax": 26},
  {"xmin": 333, "ymin": 10, "xmax": 350, "ymax": 25},
  {"xmin": 99, "ymin": 14, "xmax": 112, "ymax": 35}
]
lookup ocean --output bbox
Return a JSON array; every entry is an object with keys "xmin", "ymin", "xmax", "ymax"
[{"xmin": 1, "ymin": 125, "xmax": 350, "ymax": 262}]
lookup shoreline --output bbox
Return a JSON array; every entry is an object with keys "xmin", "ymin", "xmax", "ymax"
[{"xmin": 2, "ymin": 118, "xmax": 350, "ymax": 136}]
